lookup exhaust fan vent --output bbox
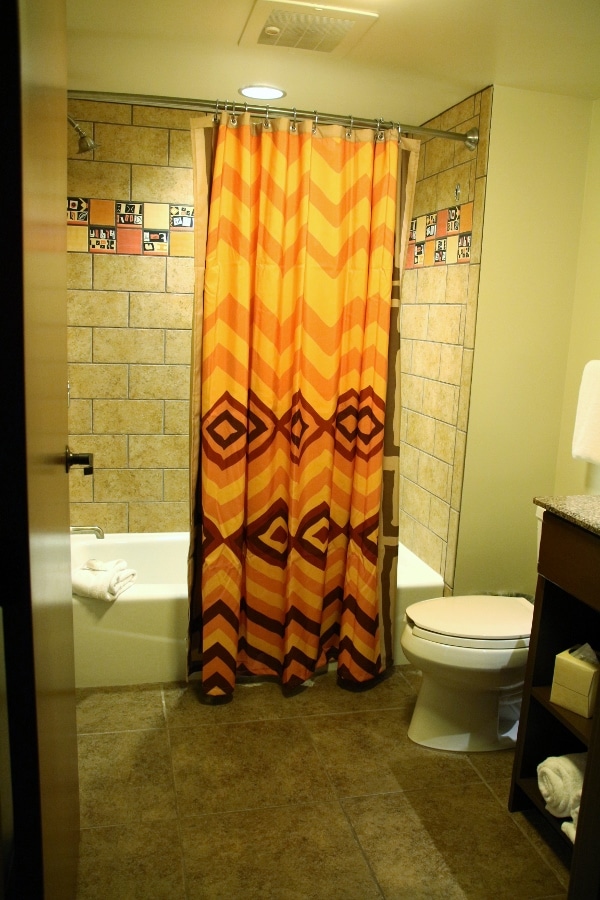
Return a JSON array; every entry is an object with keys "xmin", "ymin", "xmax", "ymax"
[{"xmin": 239, "ymin": 1, "xmax": 378, "ymax": 56}]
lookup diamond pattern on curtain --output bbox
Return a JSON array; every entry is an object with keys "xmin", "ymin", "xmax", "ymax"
[{"xmin": 188, "ymin": 111, "xmax": 419, "ymax": 698}]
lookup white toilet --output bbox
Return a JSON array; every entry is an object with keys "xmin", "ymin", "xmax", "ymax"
[{"xmin": 400, "ymin": 594, "xmax": 533, "ymax": 752}]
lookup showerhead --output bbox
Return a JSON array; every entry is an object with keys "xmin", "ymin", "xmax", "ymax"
[{"xmin": 67, "ymin": 115, "xmax": 99, "ymax": 154}]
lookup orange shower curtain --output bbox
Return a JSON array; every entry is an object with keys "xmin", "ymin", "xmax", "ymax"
[{"xmin": 189, "ymin": 111, "xmax": 419, "ymax": 698}]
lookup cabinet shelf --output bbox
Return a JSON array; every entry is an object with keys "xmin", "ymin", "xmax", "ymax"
[
  {"xmin": 515, "ymin": 776, "xmax": 575, "ymax": 849},
  {"xmin": 530, "ymin": 685, "xmax": 592, "ymax": 745}
]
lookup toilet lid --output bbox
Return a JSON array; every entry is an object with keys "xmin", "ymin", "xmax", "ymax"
[{"xmin": 405, "ymin": 595, "xmax": 533, "ymax": 642}]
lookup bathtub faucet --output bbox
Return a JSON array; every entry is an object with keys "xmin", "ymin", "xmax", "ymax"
[{"xmin": 70, "ymin": 525, "xmax": 105, "ymax": 540}]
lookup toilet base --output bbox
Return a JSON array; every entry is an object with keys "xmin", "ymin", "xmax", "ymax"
[{"xmin": 408, "ymin": 675, "xmax": 522, "ymax": 752}]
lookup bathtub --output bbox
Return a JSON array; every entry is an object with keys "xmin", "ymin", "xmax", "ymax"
[
  {"xmin": 70, "ymin": 532, "xmax": 443, "ymax": 687},
  {"xmin": 70, "ymin": 532, "xmax": 189, "ymax": 688},
  {"xmin": 394, "ymin": 543, "xmax": 444, "ymax": 665}
]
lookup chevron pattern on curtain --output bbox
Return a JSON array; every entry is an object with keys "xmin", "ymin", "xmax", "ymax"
[{"xmin": 189, "ymin": 112, "xmax": 403, "ymax": 698}]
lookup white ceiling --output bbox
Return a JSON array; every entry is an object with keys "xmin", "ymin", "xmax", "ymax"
[{"xmin": 67, "ymin": 0, "xmax": 600, "ymax": 126}]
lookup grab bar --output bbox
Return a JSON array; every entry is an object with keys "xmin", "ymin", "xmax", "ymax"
[{"xmin": 70, "ymin": 525, "xmax": 105, "ymax": 540}]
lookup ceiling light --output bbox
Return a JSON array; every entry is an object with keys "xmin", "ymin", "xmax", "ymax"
[{"xmin": 239, "ymin": 85, "xmax": 286, "ymax": 100}]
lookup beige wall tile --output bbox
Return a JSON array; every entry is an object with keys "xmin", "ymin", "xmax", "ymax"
[
  {"xmin": 451, "ymin": 429, "xmax": 467, "ymax": 509},
  {"xmin": 69, "ymin": 363, "xmax": 128, "ymax": 398},
  {"xmin": 439, "ymin": 96, "xmax": 476, "ymax": 131},
  {"xmin": 401, "ymin": 304, "xmax": 428, "ymax": 340},
  {"xmin": 68, "ymin": 159, "xmax": 131, "ymax": 199},
  {"xmin": 132, "ymin": 165, "xmax": 193, "ymax": 204},
  {"xmin": 423, "ymin": 137, "xmax": 455, "ymax": 179},
  {"xmin": 165, "ymin": 330, "xmax": 192, "ymax": 364},
  {"xmin": 93, "ymin": 469, "xmax": 163, "ymax": 502},
  {"xmin": 429, "ymin": 496, "xmax": 450, "ymax": 540},
  {"xmin": 427, "ymin": 306, "xmax": 462, "ymax": 344},
  {"xmin": 436, "ymin": 162, "xmax": 472, "ymax": 211},
  {"xmin": 457, "ymin": 349, "xmax": 474, "ymax": 431},
  {"xmin": 406, "ymin": 411, "xmax": 436, "ymax": 454},
  {"xmin": 400, "ymin": 374, "xmax": 425, "ymax": 413},
  {"xmin": 412, "ymin": 174, "xmax": 437, "ymax": 217},
  {"xmin": 165, "ymin": 400, "xmax": 190, "ymax": 434},
  {"xmin": 401, "ymin": 478, "xmax": 431, "ymax": 526},
  {"xmin": 164, "ymin": 469, "xmax": 189, "ymax": 502},
  {"xmin": 69, "ymin": 434, "xmax": 128, "ymax": 469},
  {"xmin": 411, "ymin": 341, "xmax": 441, "ymax": 379},
  {"xmin": 453, "ymin": 116, "xmax": 479, "ymax": 168},
  {"xmin": 445, "ymin": 265, "xmax": 470, "ymax": 305},
  {"xmin": 445, "ymin": 508, "xmax": 460, "ymax": 589},
  {"xmin": 129, "ymin": 435, "xmax": 189, "ymax": 468},
  {"xmin": 439, "ymin": 344, "xmax": 463, "ymax": 385},
  {"xmin": 400, "ymin": 268, "xmax": 417, "ymax": 304},
  {"xmin": 69, "ymin": 100, "xmax": 131, "ymax": 125},
  {"xmin": 169, "ymin": 130, "xmax": 193, "ymax": 168},
  {"xmin": 475, "ymin": 88, "xmax": 493, "ymax": 179},
  {"xmin": 133, "ymin": 106, "xmax": 193, "ymax": 129},
  {"xmin": 129, "ymin": 502, "xmax": 189, "ymax": 533},
  {"xmin": 418, "ymin": 453, "xmax": 451, "ymax": 502},
  {"xmin": 129, "ymin": 292, "xmax": 193, "ymax": 328},
  {"xmin": 417, "ymin": 266, "xmax": 447, "ymax": 304},
  {"xmin": 68, "ymin": 327, "xmax": 92, "ymax": 362},
  {"xmin": 93, "ymin": 328, "xmax": 165, "ymax": 363},
  {"xmin": 464, "ymin": 265, "xmax": 480, "ymax": 349},
  {"xmin": 434, "ymin": 421, "xmax": 457, "ymax": 464},
  {"xmin": 129, "ymin": 365, "xmax": 189, "ymax": 399},
  {"xmin": 422, "ymin": 380, "xmax": 459, "ymax": 425},
  {"xmin": 409, "ymin": 521, "xmax": 444, "ymax": 575},
  {"xmin": 68, "ymin": 290, "xmax": 129, "ymax": 326},
  {"xmin": 93, "ymin": 255, "xmax": 166, "ymax": 292},
  {"xmin": 68, "ymin": 399, "xmax": 92, "ymax": 434},
  {"xmin": 399, "ymin": 338, "xmax": 413, "ymax": 373},
  {"xmin": 68, "ymin": 470, "xmax": 93, "ymax": 503},
  {"xmin": 67, "ymin": 252, "xmax": 92, "ymax": 289},
  {"xmin": 167, "ymin": 257, "xmax": 195, "ymax": 293},
  {"xmin": 93, "ymin": 399, "xmax": 163, "ymax": 434},
  {"xmin": 399, "ymin": 442, "xmax": 419, "ymax": 482},
  {"xmin": 470, "ymin": 176, "xmax": 486, "ymax": 264},
  {"xmin": 70, "ymin": 502, "xmax": 129, "ymax": 534},
  {"xmin": 95, "ymin": 124, "xmax": 169, "ymax": 166}
]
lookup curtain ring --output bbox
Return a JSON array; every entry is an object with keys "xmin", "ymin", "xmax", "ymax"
[
  {"xmin": 376, "ymin": 118, "xmax": 385, "ymax": 142},
  {"xmin": 312, "ymin": 111, "xmax": 318, "ymax": 135},
  {"xmin": 229, "ymin": 103, "xmax": 238, "ymax": 128},
  {"xmin": 214, "ymin": 99, "xmax": 220, "ymax": 122},
  {"xmin": 263, "ymin": 106, "xmax": 271, "ymax": 130},
  {"xmin": 290, "ymin": 108, "xmax": 297, "ymax": 133},
  {"xmin": 346, "ymin": 115, "xmax": 353, "ymax": 139}
]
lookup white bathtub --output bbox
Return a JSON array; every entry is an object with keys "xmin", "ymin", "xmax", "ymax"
[
  {"xmin": 70, "ymin": 532, "xmax": 189, "ymax": 688},
  {"xmin": 394, "ymin": 543, "xmax": 444, "ymax": 665},
  {"xmin": 70, "ymin": 532, "xmax": 443, "ymax": 687}
]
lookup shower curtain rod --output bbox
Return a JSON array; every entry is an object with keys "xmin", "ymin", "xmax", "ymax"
[{"xmin": 68, "ymin": 91, "xmax": 479, "ymax": 150}]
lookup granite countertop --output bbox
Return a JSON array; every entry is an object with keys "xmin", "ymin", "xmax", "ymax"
[{"xmin": 534, "ymin": 495, "xmax": 600, "ymax": 537}]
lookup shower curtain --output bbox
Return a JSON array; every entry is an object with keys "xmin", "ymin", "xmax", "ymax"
[{"xmin": 188, "ymin": 110, "xmax": 419, "ymax": 698}]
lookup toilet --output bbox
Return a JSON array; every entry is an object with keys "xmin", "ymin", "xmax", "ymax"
[{"xmin": 400, "ymin": 594, "xmax": 533, "ymax": 752}]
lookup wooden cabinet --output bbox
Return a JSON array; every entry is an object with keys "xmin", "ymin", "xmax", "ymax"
[{"xmin": 509, "ymin": 508, "xmax": 600, "ymax": 898}]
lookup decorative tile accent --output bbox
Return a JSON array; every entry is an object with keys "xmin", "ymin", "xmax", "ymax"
[
  {"xmin": 406, "ymin": 202, "xmax": 473, "ymax": 269},
  {"xmin": 67, "ymin": 198, "xmax": 195, "ymax": 258}
]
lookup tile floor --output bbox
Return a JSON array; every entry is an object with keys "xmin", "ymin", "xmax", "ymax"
[{"xmin": 75, "ymin": 667, "xmax": 571, "ymax": 899}]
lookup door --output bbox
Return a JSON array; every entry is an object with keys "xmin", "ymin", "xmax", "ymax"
[{"xmin": 3, "ymin": 0, "xmax": 80, "ymax": 895}]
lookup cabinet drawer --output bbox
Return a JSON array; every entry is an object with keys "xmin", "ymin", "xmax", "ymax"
[{"xmin": 538, "ymin": 512, "xmax": 600, "ymax": 611}]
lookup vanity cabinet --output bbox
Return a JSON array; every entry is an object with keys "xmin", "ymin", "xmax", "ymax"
[{"xmin": 509, "ymin": 502, "xmax": 600, "ymax": 898}]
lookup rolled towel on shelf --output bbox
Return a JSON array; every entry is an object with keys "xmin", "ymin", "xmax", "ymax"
[
  {"xmin": 560, "ymin": 795, "xmax": 581, "ymax": 844},
  {"xmin": 537, "ymin": 752, "xmax": 587, "ymax": 818},
  {"xmin": 72, "ymin": 558, "xmax": 137, "ymax": 602}
]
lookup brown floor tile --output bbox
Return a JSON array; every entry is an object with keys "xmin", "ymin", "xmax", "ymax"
[
  {"xmin": 76, "ymin": 821, "xmax": 186, "ymax": 899},
  {"xmin": 76, "ymin": 684, "xmax": 165, "ymax": 733},
  {"xmin": 343, "ymin": 785, "xmax": 567, "ymax": 899},
  {"xmin": 180, "ymin": 802, "xmax": 383, "ymax": 899},
  {"xmin": 170, "ymin": 718, "xmax": 335, "ymax": 817},
  {"xmin": 305, "ymin": 708, "xmax": 483, "ymax": 797},
  {"xmin": 78, "ymin": 729, "xmax": 177, "ymax": 826},
  {"xmin": 467, "ymin": 747, "xmax": 515, "ymax": 785}
]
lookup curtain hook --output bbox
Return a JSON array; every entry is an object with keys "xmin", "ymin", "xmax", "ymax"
[
  {"xmin": 346, "ymin": 115, "xmax": 353, "ymax": 139},
  {"xmin": 312, "ymin": 111, "xmax": 318, "ymax": 135},
  {"xmin": 229, "ymin": 103, "xmax": 238, "ymax": 127},
  {"xmin": 290, "ymin": 108, "xmax": 297, "ymax": 134},
  {"xmin": 214, "ymin": 99, "xmax": 220, "ymax": 123},
  {"xmin": 264, "ymin": 106, "xmax": 271, "ymax": 130},
  {"xmin": 376, "ymin": 118, "xmax": 385, "ymax": 142}
]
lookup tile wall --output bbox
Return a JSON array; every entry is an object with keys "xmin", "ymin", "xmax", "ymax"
[
  {"xmin": 399, "ymin": 86, "xmax": 492, "ymax": 590},
  {"xmin": 67, "ymin": 99, "xmax": 195, "ymax": 533}
]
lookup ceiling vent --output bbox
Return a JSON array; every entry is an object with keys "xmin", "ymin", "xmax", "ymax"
[{"xmin": 239, "ymin": 1, "xmax": 378, "ymax": 56}]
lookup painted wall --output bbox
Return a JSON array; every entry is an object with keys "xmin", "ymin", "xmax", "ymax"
[
  {"xmin": 554, "ymin": 98, "xmax": 600, "ymax": 496},
  {"xmin": 454, "ymin": 86, "xmax": 593, "ymax": 597}
]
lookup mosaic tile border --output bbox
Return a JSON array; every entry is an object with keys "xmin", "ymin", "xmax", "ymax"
[
  {"xmin": 67, "ymin": 198, "xmax": 195, "ymax": 258},
  {"xmin": 405, "ymin": 202, "xmax": 473, "ymax": 268}
]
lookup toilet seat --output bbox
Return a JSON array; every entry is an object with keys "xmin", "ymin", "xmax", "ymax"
[{"xmin": 405, "ymin": 595, "xmax": 533, "ymax": 650}]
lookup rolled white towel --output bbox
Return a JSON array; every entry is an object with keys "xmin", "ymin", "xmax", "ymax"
[
  {"xmin": 561, "ymin": 795, "xmax": 581, "ymax": 844},
  {"xmin": 537, "ymin": 753, "xmax": 587, "ymax": 818},
  {"xmin": 72, "ymin": 558, "xmax": 137, "ymax": 602}
]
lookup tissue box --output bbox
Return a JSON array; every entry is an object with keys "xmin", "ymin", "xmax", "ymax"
[{"xmin": 550, "ymin": 646, "xmax": 600, "ymax": 718}]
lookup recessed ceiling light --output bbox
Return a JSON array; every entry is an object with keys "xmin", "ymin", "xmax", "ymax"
[{"xmin": 239, "ymin": 85, "xmax": 286, "ymax": 100}]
